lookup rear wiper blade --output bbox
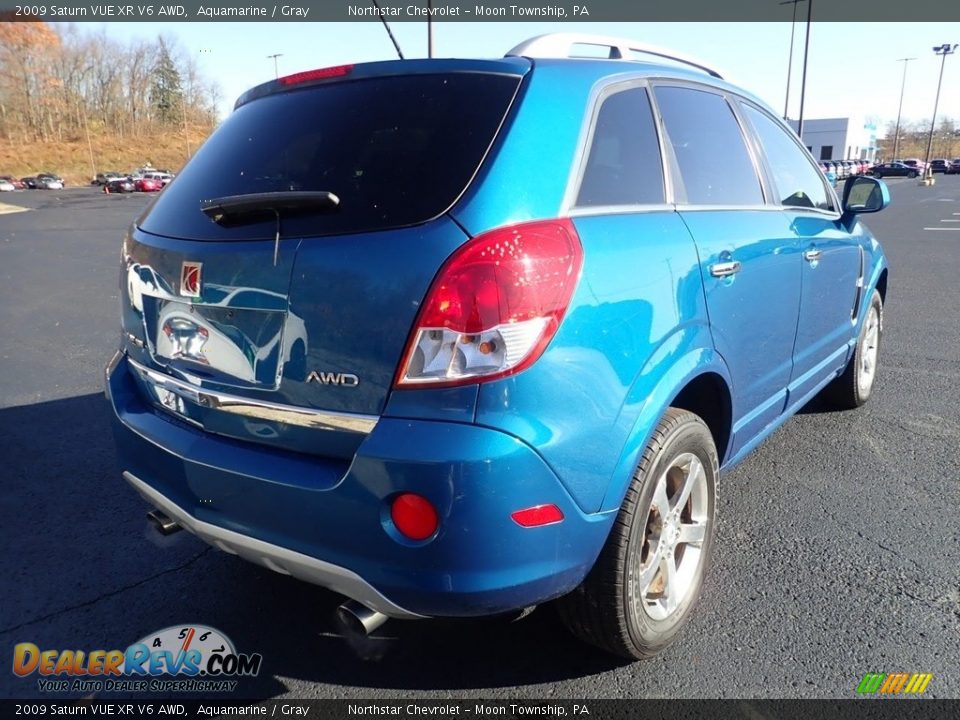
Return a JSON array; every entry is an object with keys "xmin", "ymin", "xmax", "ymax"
[
  {"xmin": 201, "ymin": 191, "xmax": 340, "ymax": 267},
  {"xmin": 200, "ymin": 191, "xmax": 340, "ymax": 223}
]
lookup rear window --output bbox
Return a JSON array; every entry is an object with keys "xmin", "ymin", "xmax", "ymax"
[{"xmin": 139, "ymin": 72, "xmax": 521, "ymax": 241}]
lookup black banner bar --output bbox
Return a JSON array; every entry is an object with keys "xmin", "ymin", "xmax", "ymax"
[
  {"xmin": 1, "ymin": 0, "xmax": 959, "ymax": 23},
  {"xmin": 1, "ymin": 699, "xmax": 957, "ymax": 719}
]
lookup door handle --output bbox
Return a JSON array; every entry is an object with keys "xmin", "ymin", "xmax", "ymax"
[
  {"xmin": 804, "ymin": 249, "xmax": 823, "ymax": 262},
  {"xmin": 710, "ymin": 260, "xmax": 742, "ymax": 278}
]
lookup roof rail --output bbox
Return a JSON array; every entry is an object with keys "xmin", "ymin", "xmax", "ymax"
[{"xmin": 505, "ymin": 33, "xmax": 725, "ymax": 80}]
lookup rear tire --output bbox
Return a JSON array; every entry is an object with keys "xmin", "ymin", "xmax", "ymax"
[
  {"xmin": 908, "ymin": 171, "xmax": 918, "ymax": 178},
  {"xmin": 558, "ymin": 408, "xmax": 718, "ymax": 660},
  {"xmin": 823, "ymin": 289, "xmax": 882, "ymax": 409}
]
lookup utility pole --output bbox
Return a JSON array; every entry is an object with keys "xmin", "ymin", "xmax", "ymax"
[
  {"xmin": 427, "ymin": 0, "xmax": 434, "ymax": 58},
  {"xmin": 924, "ymin": 43, "xmax": 957, "ymax": 180},
  {"xmin": 267, "ymin": 53, "xmax": 283, "ymax": 79},
  {"xmin": 796, "ymin": 0, "xmax": 813, "ymax": 141},
  {"xmin": 892, "ymin": 57, "xmax": 916, "ymax": 161},
  {"xmin": 779, "ymin": 0, "xmax": 805, "ymax": 120}
]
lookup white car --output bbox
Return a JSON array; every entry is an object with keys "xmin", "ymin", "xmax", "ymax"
[
  {"xmin": 147, "ymin": 172, "xmax": 175, "ymax": 187},
  {"xmin": 0, "ymin": 179, "xmax": 14, "ymax": 192}
]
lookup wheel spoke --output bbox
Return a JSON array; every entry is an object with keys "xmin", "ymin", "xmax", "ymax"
[
  {"xmin": 660, "ymin": 550, "xmax": 680, "ymax": 613},
  {"xmin": 674, "ymin": 455, "xmax": 703, "ymax": 510},
  {"xmin": 637, "ymin": 542, "xmax": 663, "ymax": 594},
  {"xmin": 678, "ymin": 521, "xmax": 707, "ymax": 546},
  {"xmin": 652, "ymin": 473, "xmax": 671, "ymax": 519}
]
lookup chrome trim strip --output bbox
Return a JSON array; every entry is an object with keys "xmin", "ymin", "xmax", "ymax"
[
  {"xmin": 122, "ymin": 472, "xmax": 424, "ymax": 620},
  {"xmin": 127, "ymin": 356, "xmax": 379, "ymax": 435},
  {"xmin": 567, "ymin": 203, "xmax": 675, "ymax": 218}
]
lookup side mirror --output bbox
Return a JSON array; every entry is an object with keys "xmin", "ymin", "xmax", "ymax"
[{"xmin": 842, "ymin": 175, "xmax": 889, "ymax": 218}]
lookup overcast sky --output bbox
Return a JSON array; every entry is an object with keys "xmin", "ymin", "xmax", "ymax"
[{"xmin": 92, "ymin": 21, "xmax": 960, "ymax": 129}]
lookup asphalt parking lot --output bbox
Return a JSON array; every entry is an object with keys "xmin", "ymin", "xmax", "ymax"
[{"xmin": 1, "ymin": 178, "xmax": 958, "ymax": 700}]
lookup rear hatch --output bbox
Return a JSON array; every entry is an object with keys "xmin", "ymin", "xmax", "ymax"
[{"xmin": 122, "ymin": 59, "xmax": 528, "ymax": 457}]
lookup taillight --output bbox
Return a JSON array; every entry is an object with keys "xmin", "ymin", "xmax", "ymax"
[
  {"xmin": 395, "ymin": 219, "xmax": 583, "ymax": 388},
  {"xmin": 278, "ymin": 64, "xmax": 354, "ymax": 86}
]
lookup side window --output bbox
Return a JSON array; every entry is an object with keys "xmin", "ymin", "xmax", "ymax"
[
  {"xmin": 742, "ymin": 104, "xmax": 834, "ymax": 212},
  {"xmin": 653, "ymin": 86, "xmax": 763, "ymax": 206},
  {"xmin": 575, "ymin": 87, "xmax": 664, "ymax": 207}
]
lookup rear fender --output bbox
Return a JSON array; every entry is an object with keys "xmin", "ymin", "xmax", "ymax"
[{"xmin": 598, "ymin": 347, "xmax": 733, "ymax": 514}]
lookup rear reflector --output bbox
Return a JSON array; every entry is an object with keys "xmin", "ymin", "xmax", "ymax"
[
  {"xmin": 395, "ymin": 219, "xmax": 583, "ymax": 388},
  {"xmin": 390, "ymin": 493, "xmax": 439, "ymax": 541},
  {"xmin": 279, "ymin": 64, "xmax": 354, "ymax": 86},
  {"xmin": 511, "ymin": 504, "xmax": 564, "ymax": 528}
]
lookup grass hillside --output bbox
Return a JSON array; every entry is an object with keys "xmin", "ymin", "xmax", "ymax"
[{"xmin": 0, "ymin": 127, "xmax": 213, "ymax": 185}]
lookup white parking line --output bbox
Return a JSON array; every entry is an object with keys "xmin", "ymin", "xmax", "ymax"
[
  {"xmin": 941, "ymin": 219, "xmax": 960, "ymax": 222},
  {"xmin": 923, "ymin": 227, "xmax": 960, "ymax": 231}
]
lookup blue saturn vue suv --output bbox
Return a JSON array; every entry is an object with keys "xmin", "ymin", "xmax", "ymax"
[{"xmin": 106, "ymin": 33, "xmax": 890, "ymax": 659}]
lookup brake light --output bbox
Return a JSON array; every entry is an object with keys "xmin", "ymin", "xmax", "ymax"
[
  {"xmin": 279, "ymin": 64, "xmax": 354, "ymax": 86},
  {"xmin": 395, "ymin": 219, "xmax": 583, "ymax": 388}
]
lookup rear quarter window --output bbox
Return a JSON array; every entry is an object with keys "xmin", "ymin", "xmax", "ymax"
[
  {"xmin": 575, "ymin": 86, "xmax": 665, "ymax": 207},
  {"xmin": 139, "ymin": 72, "xmax": 521, "ymax": 241}
]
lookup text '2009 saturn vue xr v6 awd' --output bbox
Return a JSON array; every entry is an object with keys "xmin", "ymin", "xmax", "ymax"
[{"xmin": 106, "ymin": 33, "xmax": 890, "ymax": 659}]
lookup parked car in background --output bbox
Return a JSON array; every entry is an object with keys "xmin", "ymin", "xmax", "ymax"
[
  {"xmin": 146, "ymin": 172, "xmax": 175, "ymax": 187},
  {"xmin": 134, "ymin": 176, "xmax": 162, "ymax": 192},
  {"xmin": 94, "ymin": 172, "xmax": 124, "ymax": 185},
  {"xmin": 929, "ymin": 159, "xmax": 948, "ymax": 174},
  {"xmin": 946, "ymin": 159, "xmax": 960, "ymax": 175},
  {"xmin": 105, "ymin": 178, "xmax": 136, "ymax": 193},
  {"xmin": 817, "ymin": 162, "xmax": 837, "ymax": 187},
  {"xmin": 106, "ymin": 35, "xmax": 892, "ymax": 661},
  {"xmin": 31, "ymin": 174, "xmax": 64, "ymax": 189},
  {"xmin": 872, "ymin": 162, "xmax": 919, "ymax": 178},
  {"xmin": 833, "ymin": 161, "xmax": 848, "ymax": 180},
  {"xmin": 0, "ymin": 178, "xmax": 15, "ymax": 192},
  {"xmin": 900, "ymin": 158, "xmax": 925, "ymax": 174},
  {"xmin": 1, "ymin": 175, "xmax": 25, "ymax": 189},
  {"xmin": 38, "ymin": 172, "xmax": 64, "ymax": 186}
]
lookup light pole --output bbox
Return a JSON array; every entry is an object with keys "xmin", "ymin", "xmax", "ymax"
[
  {"xmin": 779, "ymin": 0, "xmax": 805, "ymax": 120},
  {"xmin": 796, "ymin": 0, "xmax": 813, "ymax": 141},
  {"xmin": 427, "ymin": 0, "xmax": 434, "ymax": 58},
  {"xmin": 892, "ymin": 58, "xmax": 916, "ymax": 162},
  {"xmin": 267, "ymin": 53, "xmax": 283, "ymax": 79},
  {"xmin": 924, "ymin": 43, "xmax": 957, "ymax": 179}
]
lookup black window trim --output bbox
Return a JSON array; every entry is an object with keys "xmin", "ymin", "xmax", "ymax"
[
  {"xmin": 564, "ymin": 77, "xmax": 673, "ymax": 217},
  {"xmin": 735, "ymin": 97, "xmax": 842, "ymax": 218}
]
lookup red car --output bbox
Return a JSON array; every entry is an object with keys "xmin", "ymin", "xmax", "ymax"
[
  {"xmin": 134, "ymin": 177, "xmax": 162, "ymax": 192},
  {"xmin": 1, "ymin": 175, "xmax": 25, "ymax": 189}
]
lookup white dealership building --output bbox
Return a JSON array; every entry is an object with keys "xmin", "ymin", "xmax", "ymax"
[{"xmin": 788, "ymin": 117, "xmax": 880, "ymax": 162}]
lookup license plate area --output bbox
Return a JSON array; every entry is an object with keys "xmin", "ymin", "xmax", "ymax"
[{"xmin": 144, "ymin": 298, "xmax": 287, "ymax": 389}]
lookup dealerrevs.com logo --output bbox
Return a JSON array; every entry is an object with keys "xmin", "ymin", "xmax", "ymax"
[{"xmin": 13, "ymin": 625, "xmax": 262, "ymax": 693}]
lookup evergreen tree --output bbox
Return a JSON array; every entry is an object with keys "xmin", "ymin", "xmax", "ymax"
[{"xmin": 150, "ymin": 37, "xmax": 182, "ymax": 124}]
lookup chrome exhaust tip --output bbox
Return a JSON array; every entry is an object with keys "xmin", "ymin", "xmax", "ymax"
[
  {"xmin": 147, "ymin": 509, "xmax": 181, "ymax": 535},
  {"xmin": 336, "ymin": 600, "xmax": 389, "ymax": 636}
]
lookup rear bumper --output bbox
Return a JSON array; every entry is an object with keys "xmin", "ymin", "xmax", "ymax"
[
  {"xmin": 124, "ymin": 470, "xmax": 422, "ymax": 618},
  {"xmin": 106, "ymin": 353, "xmax": 614, "ymax": 618}
]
